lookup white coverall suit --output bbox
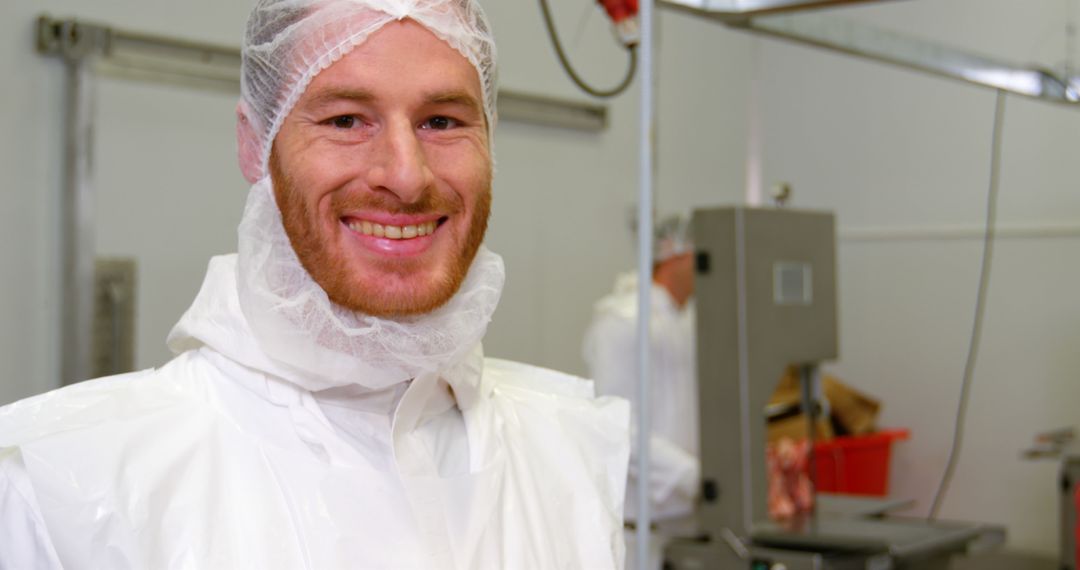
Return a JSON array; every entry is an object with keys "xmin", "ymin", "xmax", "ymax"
[
  {"xmin": 583, "ymin": 273, "xmax": 700, "ymax": 569},
  {"xmin": 0, "ymin": 250, "xmax": 631, "ymax": 569}
]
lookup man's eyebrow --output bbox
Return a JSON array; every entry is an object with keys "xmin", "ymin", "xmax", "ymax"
[
  {"xmin": 426, "ymin": 90, "xmax": 483, "ymax": 113},
  {"xmin": 300, "ymin": 87, "xmax": 483, "ymax": 115},
  {"xmin": 302, "ymin": 88, "xmax": 377, "ymax": 110}
]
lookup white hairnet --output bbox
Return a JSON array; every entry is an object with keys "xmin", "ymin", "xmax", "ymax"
[
  {"xmin": 653, "ymin": 214, "xmax": 693, "ymax": 263},
  {"xmin": 630, "ymin": 212, "xmax": 694, "ymax": 264},
  {"xmin": 241, "ymin": 0, "xmax": 498, "ymax": 179}
]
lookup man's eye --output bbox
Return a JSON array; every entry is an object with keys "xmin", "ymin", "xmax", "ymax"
[
  {"xmin": 330, "ymin": 116, "xmax": 357, "ymax": 129},
  {"xmin": 422, "ymin": 116, "xmax": 456, "ymax": 130}
]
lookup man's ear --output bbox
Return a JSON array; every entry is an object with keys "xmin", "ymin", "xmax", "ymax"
[{"xmin": 236, "ymin": 101, "xmax": 263, "ymax": 184}]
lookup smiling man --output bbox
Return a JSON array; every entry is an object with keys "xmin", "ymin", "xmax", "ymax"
[
  {"xmin": 266, "ymin": 19, "xmax": 492, "ymax": 317},
  {"xmin": 0, "ymin": 2, "xmax": 630, "ymax": 569}
]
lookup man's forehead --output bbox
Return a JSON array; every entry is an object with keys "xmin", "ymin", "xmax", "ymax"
[
  {"xmin": 241, "ymin": 2, "xmax": 498, "ymax": 176},
  {"xmin": 295, "ymin": 20, "xmax": 484, "ymax": 107}
]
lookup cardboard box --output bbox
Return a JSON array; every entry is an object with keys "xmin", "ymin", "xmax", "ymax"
[
  {"xmin": 766, "ymin": 367, "xmax": 880, "ymax": 443},
  {"xmin": 823, "ymin": 376, "xmax": 879, "ymax": 436}
]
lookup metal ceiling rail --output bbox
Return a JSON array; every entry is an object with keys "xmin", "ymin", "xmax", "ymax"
[
  {"xmin": 660, "ymin": 0, "xmax": 898, "ymax": 23},
  {"xmin": 743, "ymin": 13, "xmax": 1079, "ymax": 104},
  {"xmin": 657, "ymin": 1, "xmax": 1080, "ymax": 105}
]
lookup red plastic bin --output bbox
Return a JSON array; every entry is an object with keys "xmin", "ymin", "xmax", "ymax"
[{"xmin": 812, "ymin": 428, "xmax": 910, "ymax": 496}]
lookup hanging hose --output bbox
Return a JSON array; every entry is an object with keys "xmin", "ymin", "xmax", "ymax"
[
  {"xmin": 537, "ymin": 0, "xmax": 638, "ymax": 98},
  {"xmin": 927, "ymin": 89, "xmax": 1007, "ymax": 521}
]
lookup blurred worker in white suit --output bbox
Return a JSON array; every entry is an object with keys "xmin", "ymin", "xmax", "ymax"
[
  {"xmin": 583, "ymin": 214, "xmax": 699, "ymax": 570},
  {"xmin": 0, "ymin": 1, "xmax": 631, "ymax": 568}
]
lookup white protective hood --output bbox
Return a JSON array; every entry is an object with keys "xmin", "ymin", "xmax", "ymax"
[{"xmin": 170, "ymin": 177, "xmax": 504, "ymax": 406}]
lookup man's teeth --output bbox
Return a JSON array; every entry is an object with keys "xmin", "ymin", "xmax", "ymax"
[{"xmin": 347, "ymin": 220, "xmax": 438, "ymax": 239}]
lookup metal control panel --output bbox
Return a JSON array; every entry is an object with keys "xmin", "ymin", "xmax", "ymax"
[
  {"xmin": 90, "ymin": 257, "xmax": 137, "ymax": 380},
  {"xmin": 692, "ymin": 206, "xmax": 837, "ymax": 540}
]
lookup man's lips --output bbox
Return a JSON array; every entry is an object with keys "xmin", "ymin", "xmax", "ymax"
[
  {"xmin": 346, "ymin": 218, "xmax": 438, "ymax": 239},
  {"xmin": 341, "ymin": 215, "xmax": 447, "ymax": 256},
  {"xmin": 341, "ymin": 215, "xmax": 446, "ymax": 239}
]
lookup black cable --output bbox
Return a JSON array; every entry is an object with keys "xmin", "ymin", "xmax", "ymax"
[
  {"xmin": 537, "ymin": 0, "xmax": 638, "ymax": 98},
  {"xmin": 927, "ymin": 89, "xmax": 1007, "ymax": 521}
]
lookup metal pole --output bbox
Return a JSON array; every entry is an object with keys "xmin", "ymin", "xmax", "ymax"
[
  {"xmin": 798, "ymin": 364, "xmax": 819, "ymax": 523},
  {"xmin": 636, "ymin": 0, "xmax": 656, "ymax": 567},
  {"xmin": 60, "ymin": 58, "xmax": 96, "ymax": 385},
  {"xmin": 39, "ymin": 18, "xmax": 107, "ymax": 385}
]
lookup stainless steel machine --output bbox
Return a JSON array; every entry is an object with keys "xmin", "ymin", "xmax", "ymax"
[
  {"xmin": 663, "ymin": 206, "xmax": 1002, "ymax": 570},
  {"xmin": 1023, "ymin": 428, "xmax": 1080, "ymax": 569}
]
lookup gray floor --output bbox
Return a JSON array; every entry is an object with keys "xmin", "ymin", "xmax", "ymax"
[{"xmin": 949, "ymin": 551, "xmax": 1056, "ymax": 570}]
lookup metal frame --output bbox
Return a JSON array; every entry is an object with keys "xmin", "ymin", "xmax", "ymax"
[
  {"xmin": 660, "ymin": 0, "xmax": 899, "ymax": 22},
  {"xmin": 658, "ymin": 1, "xmax": 1080, "ymax": 105},
  {"xmin": 1062, "ymin": 456, "xmax": 1080, "ymax": 570},
  {"xmin": 741, "ymin": 13, "xmax": 1080, "ymax": 105},
  {"xmin": 37, "ymin": 18, "xmax": 102, "ymax": 385},
  {"xmin": 34, "ymin": 14, "xmax": 608, "ymax": 386},
  {"xmin": 634, "ymin": 2, "xmax": 656, "ymax": 564}
]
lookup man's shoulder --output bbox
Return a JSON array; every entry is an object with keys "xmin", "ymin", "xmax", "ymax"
[
  {"xmin": 482, "ymin": 357, "xmax": 631, "ymax": 535},
  {"xmin": 0, "ymin": 352, "xmax": 208, "ymax": 449},
  {"xmin": 483, "ymin": 357, "xmax": 630, "ymax": 433},
  {"xmin": 484, "ymin": 357, "xmax": 597, "ymax": 399},
  {"xmin": 593, "ymin": 289, "xmax": 640, "ymax": 323}
]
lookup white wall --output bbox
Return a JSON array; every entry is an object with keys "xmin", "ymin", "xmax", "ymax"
[
  {"xmin": 754, "ymin": 1, "xmax": 1080, "ymax": 556},
  {"xmin": 0, "ymin": 1, "xmax": 251, "ymax": 403}
]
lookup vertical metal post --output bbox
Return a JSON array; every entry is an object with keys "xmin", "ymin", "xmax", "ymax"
[
  {"xmin": 1062, "ymin": 457, "xmax": 1080, "ymax": 570},
  {"xmin": 39, "ymin": 18, "xmax": 106, "ymax": 385},
  {"xmin": 798, "ymin": 363, "xmax": 819, "ymax": 521},
  {"xmin": 60, "ymin": 58, "xmax": 97, "ymax": 385},
  {"xmin": 636, "ymin": 0, "xmax": 656, "ymax": 567}
]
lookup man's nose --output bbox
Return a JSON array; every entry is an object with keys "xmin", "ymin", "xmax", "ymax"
[{"xmin": 365, "ymin": 119, "xmax": 434, "ymax": 203}]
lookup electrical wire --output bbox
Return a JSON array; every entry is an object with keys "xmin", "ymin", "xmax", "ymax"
[
  {"xmin": 537, "ymin": 0, "xmax": 638, "ymax": 98},
  {"xmin": 927, "ymin": 89, "xmax": 1007, "ymax": 521}
]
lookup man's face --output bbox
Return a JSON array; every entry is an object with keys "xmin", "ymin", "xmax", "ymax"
[
  {"xmin": 654, "ymin": 252, "xmax": 695, "ymax": 308},
  {"xmin": 270, "ymin": 19, "xmax": 492, "ymax": 317},
  {"xmin": 671, "ymin": 252, "xmax": 695, "ymax": 298}
]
